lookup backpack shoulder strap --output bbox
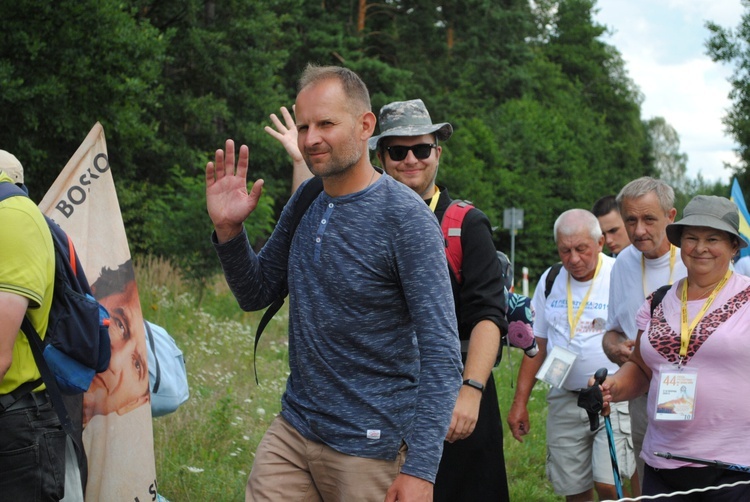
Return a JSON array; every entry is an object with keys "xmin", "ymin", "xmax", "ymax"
[
  {"xmin": 441, "ymin": 200, "xmax": 474, "ymax": 284},
  {"xmin": 0, "ymin": 180, "xmax": 26, "ymax": 202},
  {"xmin": 21, "ymin": 315, "xmax": 81, "ymax": 460},
  {"xmin": 253, "ymin": 178, "xmax": 324, "ymax": 384},
  {"xmin": 289, "ymin": 177, "xmax": 324, "ymax": 237},
  {"xmin": 650, "ymin": 284, "xmax": 671, "ymax": 318},
  {"xmin": 544, "ymin": 263, "xmax": 564, "ymax": 298}
]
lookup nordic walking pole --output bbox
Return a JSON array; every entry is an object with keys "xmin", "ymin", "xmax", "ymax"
[
  {"xmin": 654, "ymin": 452, "xmax": 750, "ymax": 473},
  {"xmin": 592, "ymin": 368, "xmax": 624, "ymax": 499},
  {"xmin": 577, "ymin": 368, "xmax": 624, "ymax": 498}
]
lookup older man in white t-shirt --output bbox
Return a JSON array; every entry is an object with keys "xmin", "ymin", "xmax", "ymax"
[
  {"xmin": 508, "ymin": 209, "xmax": 634, "ymax": 502},
  {"xmin": 602, "ymin": 177, "xmax": 687, "ymax": 495}
]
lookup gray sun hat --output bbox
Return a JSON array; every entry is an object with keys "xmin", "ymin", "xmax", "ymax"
[
  {"xmin": 666, "ymin": 195, "xmax": 748, "ymax": 249},
  {"xmin": 0, "ymin": 149, "xmax": 23, "ymax": 184},
  {"xmin": 368, "ymin": 99, "xmax": 453, "ymax": 150}
]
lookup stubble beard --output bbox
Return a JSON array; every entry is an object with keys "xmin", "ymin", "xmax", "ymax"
[{"xmin": 305, "ymin": 137, "xmax": 362, "ymax": 180}]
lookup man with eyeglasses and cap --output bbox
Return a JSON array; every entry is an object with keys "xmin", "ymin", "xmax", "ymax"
[{"xmin": 370, "ymin": 100, "xmax": 510, "ymax": 502}]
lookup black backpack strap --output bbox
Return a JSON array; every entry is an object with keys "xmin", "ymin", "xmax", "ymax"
[
  {"xmin": 253, "ymin": 177, "xmax": 324, "ymax": 384},
  {"xmin": 544, "ymin": 263, "xmax": 564, "ymax": 298},
  {"xmin": 20, "ymin": 317, "xmax": 82, "ymax": 456},
  {"xmin": 650, "ymin": 284, "xmax": 671, "ymax": 318}
]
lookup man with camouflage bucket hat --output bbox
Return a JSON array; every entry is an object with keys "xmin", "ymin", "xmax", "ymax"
[
  {"xmin": 371, "ymin": 99, "xmax": 511, "ymax": 502},
  {"xmin": 368, "ymin": 99, "xmax": 451, "ymax": 199}
]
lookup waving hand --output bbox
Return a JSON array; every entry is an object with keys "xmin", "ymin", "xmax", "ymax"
[{"xmin": 206, "ymin": 139, "xmax": 265, "ymax": 243}]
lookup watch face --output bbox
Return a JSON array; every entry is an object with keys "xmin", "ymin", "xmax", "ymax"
[{"xmin": 463, "ymin": 379, "xmax": 483, "ymax": 391}]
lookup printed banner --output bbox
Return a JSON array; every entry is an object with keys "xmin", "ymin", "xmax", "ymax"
[{"xmin": 39, "ymin": 123, "xmax": 158, "ymax": 501}]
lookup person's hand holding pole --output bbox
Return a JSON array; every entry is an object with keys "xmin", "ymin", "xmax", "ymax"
[
  {"xmin": 206, "ymin": 139, "xmax": 264, "ymax": 244},
  {"xmin": 580, "ymin": 368, "xmax": 623, "ymax": 499}
]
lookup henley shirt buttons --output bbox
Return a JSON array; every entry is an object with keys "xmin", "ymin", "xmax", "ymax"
[
  {"xmin": 321, "ymin": 219, "xmax": 326, "ymax": 224},
  {"xmin": 316, "ymin": 237, "xmax": 321, "ymax": 243},
  {"xmin": 328, "ymin": 203, "xmax": 334, "ymax": 208}
]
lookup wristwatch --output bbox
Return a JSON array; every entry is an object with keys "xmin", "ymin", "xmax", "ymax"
[{"xmin": 462, "ymin": 379, "xmax": 484, "ymax": 392}]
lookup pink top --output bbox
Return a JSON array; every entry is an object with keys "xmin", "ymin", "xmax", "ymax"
[{"xmin": 635, "ymin": 272, "xmax": 750, "ymax": 469}]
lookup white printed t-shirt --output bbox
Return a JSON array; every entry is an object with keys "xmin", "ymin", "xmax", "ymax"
[
  {"xmin": 605, "ymin": 244, "xmax": 687, "ymax": 340},
  {"xmin": 532, "ymin": 254, "xmax": 618, "ymax": 391}
]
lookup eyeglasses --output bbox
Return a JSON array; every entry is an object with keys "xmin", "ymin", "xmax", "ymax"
[{"xmin": 384, "ymin": 143, "xmax": 437, "ymax": 161}]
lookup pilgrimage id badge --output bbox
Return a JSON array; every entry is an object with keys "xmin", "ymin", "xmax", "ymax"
[
  {"xmin": 655, "ymin": 365, "xmax": 698, "ymax": 421},
  {"xmin": 536, "ymin": 345, "xmax": 577, "ymax": 388}
]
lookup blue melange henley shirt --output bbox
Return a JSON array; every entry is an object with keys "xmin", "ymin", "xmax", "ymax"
[{"xmin": 214, "ymin": 173, "xmax": 462, "ymax": 482}]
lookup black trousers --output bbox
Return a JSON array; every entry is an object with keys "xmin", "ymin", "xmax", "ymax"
[
  {"xmin": 644, "ymin": 463, "xmax": 750, "ymax": 501},
  {"xmin": 434, "ymin": 376, "xmax": 510, "ymax": 502},
  {"xmin": 0, "ymin": 392, "xmax": 67, "ymax": 501}
]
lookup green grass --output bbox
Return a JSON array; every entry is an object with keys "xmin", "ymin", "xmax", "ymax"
[
  {"xmin": 138, "ymin": 258, "xmax": 560, "ymax": 501},
  {"xmin": 495, "ymin": 353, "xmax": 559, "ymax": 502}
]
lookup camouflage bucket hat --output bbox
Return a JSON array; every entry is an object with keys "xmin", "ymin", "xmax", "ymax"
[{"xmin": 368, "ymin": 99, "xmax": 453, "ymax": 150}]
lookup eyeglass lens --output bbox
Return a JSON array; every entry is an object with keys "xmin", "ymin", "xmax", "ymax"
[{"xmin": 386, "ymin": 144, "xmax": 435, "ymax": 161}]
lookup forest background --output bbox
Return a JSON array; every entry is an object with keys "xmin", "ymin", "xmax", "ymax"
[{"xmin": 2, "ymin": 0, "xmax": 750, "ymax": 286}]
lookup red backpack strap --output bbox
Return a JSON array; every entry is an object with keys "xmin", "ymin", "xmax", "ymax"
[{"xmin": 441, "ymin": 200, "xmax": 474, "ymax": 283}]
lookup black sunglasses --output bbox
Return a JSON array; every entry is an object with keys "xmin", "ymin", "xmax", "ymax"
[{"xmin": 384, "ymin": 143, "xmax": 437, "ymax": 161}]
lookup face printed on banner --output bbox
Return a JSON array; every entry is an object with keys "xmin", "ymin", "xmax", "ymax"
[{"xmin": 84, "ymin": 262, "xmax": 150, "ymax": 424}]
